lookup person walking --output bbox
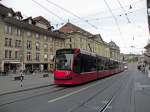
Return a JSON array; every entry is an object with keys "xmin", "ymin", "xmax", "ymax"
[
  {"xmin": 148, "ymin": 64, "xmax": 150, "ymax": 77},
  {"xmin": 20, "ymin": 70, "xmax": 24, "ymax": 87},
  {"xmin": 145, "ymin": 63, "xmax": 148, "ymax": 74}
]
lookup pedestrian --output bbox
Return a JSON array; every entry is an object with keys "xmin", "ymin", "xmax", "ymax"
[
  {"xmin": 145, "ymin": 63, "xmax": 149, "ymax": 74},
  {"xmin": 143, "ymin": 63, "xmax": 146, "ymax": 73},
  {"xmin": 148, "ymin": 64, "xmax": 150, "ymax": 77},
  {"xmin": 20, "ymin": 70, "xmax": 24, "ymax": 87}
]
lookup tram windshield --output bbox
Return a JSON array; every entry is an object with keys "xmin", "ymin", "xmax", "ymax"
[{"xmin": 55, "ymin": 50, "xmax": 73, "ymax": 70}]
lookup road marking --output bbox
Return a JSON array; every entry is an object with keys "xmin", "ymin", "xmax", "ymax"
[{"xmin": 48, "ymin": 81, "xmax": 101, "ymax": 103}]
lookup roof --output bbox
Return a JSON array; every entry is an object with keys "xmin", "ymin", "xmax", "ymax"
[
  {"xmin": 0, "ymin": 3, "xmax": 65, "ymax": 39},
  {"xmin": 59, "ymin": 22, "xmax": 93, "ymax": 37},
  {"xmin": 144, "ymin": 43, "xmax": 150, "ymax": 49},
  {"xmin": 0, "ymin": 3, "xmax": 23, "ymax": 19},
  {"xmin": 109, "ymin": 41, "xmax": 120, "ymax": 50},
  {"xmin": 4, "ymin": 17, "xmax": 65, "ymax": 39},
  {"xmin": 14, "ymin": 11, "xmax": 23, "ymax": 18},
  {"xmin": 23, "ymin": 16, "xmax": 33, "ymax": 21},
  {"xmin": 0, "ymin": 3, "xmax": 14, "ymax": 16},
  {"xmin": 33, "ymin": 16, "xmax": 51, "ymax": 27},
  {"xmin": 93, "ymin": 34, "xmax": 104, "ymax": 43}
]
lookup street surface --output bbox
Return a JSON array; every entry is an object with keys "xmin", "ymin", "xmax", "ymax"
[
  {"xmin": 0, "ymin": 72, "xmax": 53, "ymax": 95},
  {"xmin": 0, "ymin": 63, "xmax": 150, "ymax": 112}
]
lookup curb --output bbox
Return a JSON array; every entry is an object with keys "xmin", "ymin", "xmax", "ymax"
[{"xmin": 0, "ymin": 84, "xmax": 54, "ymax": 96}]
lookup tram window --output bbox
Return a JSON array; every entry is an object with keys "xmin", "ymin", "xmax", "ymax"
[
  {"xmin": 108, "ymin": 60, "xmax": 113, "ymax": 69},
  {"xmin": 111, "ymin": 61, "xmax": 115, "ymax": 69},
  {"xmin": 74, "ymin": 54, "xmax": 97, "ymax": 73},
  {"xmin": 97, "ymin": 58, "xmax": 101, "ymax": 70},
  {"xmin": 81, "ymin": 54, "xmax": 97, "ymax": 72},
  {"xmin": 97, "ymin": 58, "xmax": 104, "ymax": 70},
  {"xmin": 89, "ymin": 57, "xmax": 97, "ymax": 72},
  {"xmin": 104, "ymin": 60, "xmax": 109, "ymax": 70},
  {"xmin": 74, "ymin": 54, "xmax": 82, "ymax": 74},
  {"xmin": 109, "ymin": 61, "xmax": 114, "ymax": 69}
]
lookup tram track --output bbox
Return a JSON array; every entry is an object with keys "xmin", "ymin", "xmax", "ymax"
[
  {"xmin": 0, "ymin": 84, "xmax": 55, "ymax": 96},
  {"xmin": 97, "ymin": 80, "xmax": 124, "ymax": 112},
  {"xmin": 67, "ymin": 72, "xmax": 128, "ymax": 112},
  {"xmin": 0, "ymin": 74, "xmax": 119, "ymax": 108},
  {"xmin": 98, "ymin": 72, "xmax": 131, "ymax": 112},
  {"xmin": 0, "ymin": 72, "xmax": 128, "ymax": 109},
  {"xmin": 0, "ymin": 85, "xmax": 67, "ymax": 107}
]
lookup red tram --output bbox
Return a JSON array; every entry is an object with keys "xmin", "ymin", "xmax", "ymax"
[{"xmin": 54, "ymin": 48, "xmax": 124, "ymax": 85}]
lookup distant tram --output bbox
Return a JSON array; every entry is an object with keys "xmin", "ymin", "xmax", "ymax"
[{"xmin": 54, "ymin": 48, "xmax": 124, "ymax": 85}]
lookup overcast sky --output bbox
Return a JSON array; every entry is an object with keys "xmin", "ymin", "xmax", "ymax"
[{"xmin": 0, "ymin": 0, "xmax": 149, "ymax": 54}]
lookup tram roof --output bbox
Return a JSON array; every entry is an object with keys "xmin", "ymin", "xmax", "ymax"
[{"xmin": 56, "ymin": 48, "xmax": 122, "ymax": 62}]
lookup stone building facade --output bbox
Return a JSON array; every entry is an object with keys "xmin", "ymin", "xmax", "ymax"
[
  {"xmin": 0, "ymin": 4, "xmax": 65, "ymax": 73},
  {"xmin": 59, "ymin": 22, "xmax": 110, "ymax": 58},
  {"xmin": 0, "ymin": 3, "xmax": 122, "ymax": 73},
  {"xmin": 108, "ymin": 41, "xmax": 120, "ymax": 60}
]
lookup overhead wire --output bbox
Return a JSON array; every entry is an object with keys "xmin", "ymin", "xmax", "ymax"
[
  {"xmin": 103, "ymin": 0, "xmax": 122, "ymax": 36},
  {"xmin": 102, "ymin": 0, "xmax": 145, "ymax": 53},
  {"xmin": 52, "ymin": 7, "xmax": 144, "ymax": 29},
  {"xmin": 74, "ymin": 8, "xmax": 144, "ymax": 22},
  {"xmin": 45, "ymin": 0, "xmax": 98, "ymax": 29},
  {"xmin": 32, "ymin": 0, "xmax": 144, "ymax": 53},
  {"xmin": 116, "ymin": 0, "xmax": 131, "ymax": 23},
  {"xmin": 31, "ymin": 0, "xmax": 65, "ymax": 22},
  {"xmin": 103, "ymin": 0, "xmax": 135, "ymax": 53},
  {"xmin": 32, "ymin": 0, "xmax": 143, "ymax": 30},
  {"xmin": 81, "ymin": 0, "xmax": 143, "ymax": 19}
]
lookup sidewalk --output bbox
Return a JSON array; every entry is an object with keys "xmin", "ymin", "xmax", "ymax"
[
  {"xmin": 0, "ymin": 72, "xmax": 54, "ymax": 96},
  {"xmin": 132, "ymin": 64, "xmax": 150, "ymax": 112}
]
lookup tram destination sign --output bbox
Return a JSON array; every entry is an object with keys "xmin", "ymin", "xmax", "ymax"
[{"xmin": 56, "ymin": 49, "xmax": 74, "ymax": 54}]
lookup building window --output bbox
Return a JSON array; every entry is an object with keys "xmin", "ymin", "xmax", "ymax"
[
  {"xmin": 35, "ymin": 33, "xmax": 40, "ymax": 39},
  {"xmin": 9, "ymin": 38, "xmax": 12, "ymax": 47},
  {"xmin": 36, "ymin": 53, "xmax": 40, "ymax": 61},
  {"xmin": 5, "ymin": 50, "xmax": 8, "ymax": 59},
  {"xmin": 55, "ymin": 41, "xmax": 58, "ymax": 46},
  {"xmin": 15, "ymin": 40, "xmax": 21, "ymax": 48},
  {"xmin": 8, "ymin": 13, "xmax": 12, "ymax": 17},
  {"xmin": 15, "ymin": 51, "xmax": 20, "ymax": 59},
  {"xmin": 44, "ymin": 43, "xmax": 48, "ymax": 52},
  {"xmin": 19, "ymin": 40, "xmax": 21, "ymax": 47},
  {"xmin": 16, "ymin": 28, "xmax": 21, "ymax": 36},
  {"xmin": 28, "ymin": 19, "xmax": 32, "ymax": 24},
  {"xmin": 9, "ymin": 50, "xmax": 12, "ymax": 58},
  {"xmin": 27, "ymin": 40, "xmax": 32, "ymax": 50},
  {"xmin": 69, "ymin": 44, "xmax": 72, "ymax": 48},
  {"xmin": 36, "ymin": 42, "xmax": 40, "ymax": 51},
  {"xmin": 60, "ymin": 42, "xmax": 63, "ymax": 47},
  {"xmin": 44, "ymin": 36, "xmax": 48, "ymax": 41},
  {"xmin": 50, "ymin": 46, "xmax": 53, "ymax": 52},
  {"xmin": 5, "ymin": 38, "xmax": 12, "ymax": 47},
  {"xmin": 27, "ymin": 52, "xmax": 32, "ymax": 61},
  {"xmin": 49, "ymin": 37, "xmax": 52, "ymax": 42},
  {"xmin": 5, "ymin": 50, "xmax": 12, "ymax": 59},
  {"xmin": 27, "ymin": 31, "xmax": 32, "ymax": 37},
  {"xmin": 5, "ymin": 25, "xmax": 12, "ymax": 34},
  {"xmin": 44, "ymin": 54, "xmax": 48, "ymax": 61},
  {"xmin": 69, "ymin": 38, "xmax": 71, "ymax": 42},
  {"xmin": 5, "ymin": 38, "xmax": 9, "ymax": 47}
]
